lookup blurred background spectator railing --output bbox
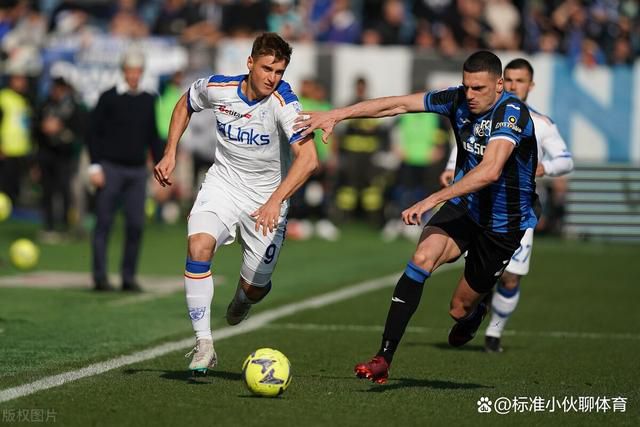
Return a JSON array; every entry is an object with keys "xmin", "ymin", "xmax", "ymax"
[{"xmin": 0, "ymin": 0, "xmax": 638, "ymax": 242}]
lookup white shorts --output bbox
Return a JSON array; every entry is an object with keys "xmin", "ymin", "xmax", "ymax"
[
  {"xmin": 505, "ymin": 228, "xmax": 534, "ymax": 276},
  {"xmin": 188, "ymin": 181, "xmax": 287, "ymax": 286}
]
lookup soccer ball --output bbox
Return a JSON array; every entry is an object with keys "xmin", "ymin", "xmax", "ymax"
[
  {"xmin": 9, "ymin": 238, "xmax": 40, "ymax": 270},
  {"xmin": 242, "ymin": 348, "xmax": 291, "ymax": 397},
  {"xmin": 0, "ymin": 192, "xmax": 11, "ymax": 221}
]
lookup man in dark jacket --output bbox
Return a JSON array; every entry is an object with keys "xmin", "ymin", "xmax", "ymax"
[{"xmin": 87, "ymin": 49, "xmax": 163, "ymax": 292}]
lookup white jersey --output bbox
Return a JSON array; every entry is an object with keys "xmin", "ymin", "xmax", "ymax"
[
  {"xmin": 446, "ymin": 104, "xmax": 574, "ymax": 177},
  {"xmin": 188, "ymin": 74, "xmax": 304, "ymax": 211}
]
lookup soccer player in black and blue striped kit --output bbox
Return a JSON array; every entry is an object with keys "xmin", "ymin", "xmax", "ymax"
[{"xmin": 296, "ymin": 51, "xmax": 538, "ymax": 383}]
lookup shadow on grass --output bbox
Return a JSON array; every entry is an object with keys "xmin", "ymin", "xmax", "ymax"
[
  {"xmin": 425, "ymin": 342, "xmax": 486, "ymax": 352},
  {"xmin": 123, "ymin": 368, "xmax": 242, "ymax": 384},
  {"xmin": 364, "ymin": 377, "xmax": 491, "ymax": 392}
]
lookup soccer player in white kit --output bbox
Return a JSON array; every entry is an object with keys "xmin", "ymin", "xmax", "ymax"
[
  {"xmin": 439, "ymin": 58, "xmax": 573, "ymax": 353},
  {"xmin": 154, "ymin": 33, "xmax": 318, "ymax": 374}
]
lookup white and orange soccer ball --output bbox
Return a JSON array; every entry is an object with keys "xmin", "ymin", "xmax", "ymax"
[{"xmin": 242, "ymin": 348, "xmax": 291, "ymax": 397}]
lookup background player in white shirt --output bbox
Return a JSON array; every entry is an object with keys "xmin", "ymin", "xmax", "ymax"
[
  {"xmin": 154, "ymin": 33, "xmax": 318, "ymax": 374},
  {"xmin": 439, "ymin": 58, "xmax": 573, "ymax": 353}
]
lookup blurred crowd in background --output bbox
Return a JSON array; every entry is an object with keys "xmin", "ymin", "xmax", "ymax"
[
  {"xmin": 0, "ymin": 0, "xmax": 631, "ymax": 65},
  {"xmin": 0, "ymin": 0, "xmax": 631, "ymax": 244}
]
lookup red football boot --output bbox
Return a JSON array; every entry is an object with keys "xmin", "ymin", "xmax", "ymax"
[{"xmin": 354, "ymin": 356, "xmax": 390, "ymax": 384}]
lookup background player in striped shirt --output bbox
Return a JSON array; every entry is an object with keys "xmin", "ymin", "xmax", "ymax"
[
  {"xmin": 153, "ymin": 33, "xmax": 318, "ymax": 375},
  {"xmin": 440, "ymin": 58, "xmax": 574, "ymax": 353},
  {"xmin": 296, "ymin": 51, "xmax": 538, "ymax": 384}
]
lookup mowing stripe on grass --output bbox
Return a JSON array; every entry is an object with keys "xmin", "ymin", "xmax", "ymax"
[
  {"xmin": 266, "ymin": 323, "xmax": 640, "ymax": 341},
  {"xmin": 0, "ymin": 263, "xmax": 460, "ymax": 404}
]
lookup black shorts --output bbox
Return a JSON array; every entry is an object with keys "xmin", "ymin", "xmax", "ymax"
[{"xmin": 427, "ymin": 202, "xmax": 525, "ymax": 293}]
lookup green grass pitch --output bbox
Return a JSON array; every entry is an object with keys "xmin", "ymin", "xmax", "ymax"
[{"xmin": 0, "ymin": 219, "xmax": 638, "ymax": 426}]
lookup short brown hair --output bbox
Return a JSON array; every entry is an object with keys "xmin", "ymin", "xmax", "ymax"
[{"xmin": 251, "ymin": 33, "xmax": 293, "ymax": 65}]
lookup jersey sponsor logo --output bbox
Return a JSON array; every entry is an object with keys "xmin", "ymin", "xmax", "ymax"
[
  {"xmin": 463, "ymin": 135, "xmax": 486, "ymax": 156},
  {"xmin": 218, "ymin": 105, "xmax": 252, "ymax": 119},
  {"xmin": 495, "ymin": 117, "xmax": 522, "ymax": 133},
  {"xmin": 473, "ymin": 120, "xmax": 492, "ymax": 137},
  {"xmin": 217, "ymin": 122, "xmax": 271, "ymax": 145}
]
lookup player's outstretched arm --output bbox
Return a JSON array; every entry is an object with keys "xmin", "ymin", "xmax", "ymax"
[
  {"xmin": 402, "ymin": 139, "xmax": 515, "ymax": 225},
  {"xmin": 294, "ymin": 92, "xmax": 425, "ymax": 143},
  {"xmin": 251, "ymin": 136, "xmax": 319, "ymax": 236},
  {"xmin": 154, "ymin": 93, "xmax": 192, "ymax": 187}
]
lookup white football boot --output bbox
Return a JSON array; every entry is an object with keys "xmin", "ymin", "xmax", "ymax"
[{"xmin": 185, "ymin": 338, "xmax": 217, "ymax": 375}]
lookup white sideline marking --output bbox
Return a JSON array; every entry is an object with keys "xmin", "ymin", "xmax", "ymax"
[
  {"xmin": 0, "ymin": 263, "xmax": 460, "ymax": 404},
  {"xmin": 266, "ymin": 323, "xmax": 640, "ymax": 341}
]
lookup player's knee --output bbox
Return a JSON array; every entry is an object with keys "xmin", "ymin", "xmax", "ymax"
[
  {"xmin": 500, "ymin": 272, "xmax": 520, "ymax": 290},
  {"xmin": 410, "ymin": 252, "xmax": 436, "ymax": 273},
  {"xmin": 188, "ymin": 233, "xmax": 216, "ymax": 261}
]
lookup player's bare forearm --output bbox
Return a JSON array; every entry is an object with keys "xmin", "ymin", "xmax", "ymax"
[
  {"xmin": 154, "ymin": 94, "xmax": 192, "ymax": 187},
  {"xmin": 402, "ymin": 139, "xmax": 514, "ymax": 225},
  {"xmin": 269, "ymin": 137, "xmax": 319, "ymax": 203},
  {"xmin": 433, "ymin": 140, "xmax": 514, "ymax": 203},
  {"xmin": 339, "ymin": 92, "xmax": 426, "ymax": 119},
  {"xmin": 295, "ymin": 93, "xmax": 425, "ymax": 141},
  {"xmin": 252, "ymin": 137, "xmax": 319, "ymax": 235},
  {"xmin": 164, "ymin": 94, "xmax": 192, "ymax": 156}
]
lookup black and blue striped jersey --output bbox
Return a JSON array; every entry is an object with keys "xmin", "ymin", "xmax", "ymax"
[{"xmin": 424, "ymin": 87, "xmax": 538, "ymax": 232}]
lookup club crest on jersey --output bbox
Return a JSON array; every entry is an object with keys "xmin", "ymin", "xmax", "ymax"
[
  {"xmin": 218, "ymin": 105, "xmax": 252, "ymax": 119},
  {"xmin": 217, "ymin": 122, "xmax": 270, "ymax": 145},
  {"xmin": 473, "ymin": 120, "xmax": 491, "ymax": 137}
]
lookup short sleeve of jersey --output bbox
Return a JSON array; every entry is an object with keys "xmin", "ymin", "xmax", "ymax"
[
  {"xmin": 273, "ymin": 81, "xmax": 305, "ymax": 144},
  {"xmin": 424, "ymin": 87, "xmax": 459, "ymax": 116},
  {"xmin": 187, "ymin": 77, "xmax": 213, "ymax": 113},
  {"xmin": 489, "ymin": 99, "xmax": 529, "ymax": 147}
]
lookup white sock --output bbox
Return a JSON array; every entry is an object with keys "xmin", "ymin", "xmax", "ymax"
[
  {"xmin": 185, "ymin": 260, "xmax": 214, "ymax": 340},
  {"xmin": 485, "ymin": 285, "xmax": 520, "ymax": 338}
]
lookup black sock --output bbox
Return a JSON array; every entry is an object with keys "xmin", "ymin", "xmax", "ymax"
[{"xmin": 377, "ymin": 263, "xmax": 430, "ymax": 364}]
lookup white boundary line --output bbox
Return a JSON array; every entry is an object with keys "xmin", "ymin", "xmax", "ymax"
[
  {"xmin": 265, "ymin": 323, "xmax": 640, "ymax": 341},
  {"xmin": 0, "ymin": 263, "xmax": 460, "ymax": 404}
]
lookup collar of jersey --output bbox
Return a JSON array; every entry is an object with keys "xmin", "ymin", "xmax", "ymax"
[{"xmin": 237, "ymin": 76, "xmax": 263, "ymax": 106}]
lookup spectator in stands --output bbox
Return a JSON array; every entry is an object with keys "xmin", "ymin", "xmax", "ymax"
[
  {"xmin": 363, "ymin": 0, "xmax": 415, "ymax": 46},
  {"xmin": 109, "ymin": 0, "xmax": 149, "ymax": 38},
  {"xmin": 382, "ymin": 103, "xmax": 448, "ymax": 241},
  {"xmin": 334, "ymin": 76, "xmax": 387, "ymax": 224},
  {"xmin": 268, "ymin": 0, "xmax": 306, "ymax": 42},
  {"xmin": 484, "ymin": 0, "xmax": 520, "ymax": 50},
  {"xmin": 312, "ymin": 0, "xmax": 361, "ymax": 44},
  {"xmin": 289, "ymin": 77, "xmax": 340, "ymax": 241},
  {"xmin": 0, "ymin": 64, "xmax": 32, "ymax": 207},
  {"xmin": 221, "ymin": 0, "xmax": 268, "ymax": 38},
  {"xmin": 34, "ymin": 77, "xmax": 86, "ymax": 242}
]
